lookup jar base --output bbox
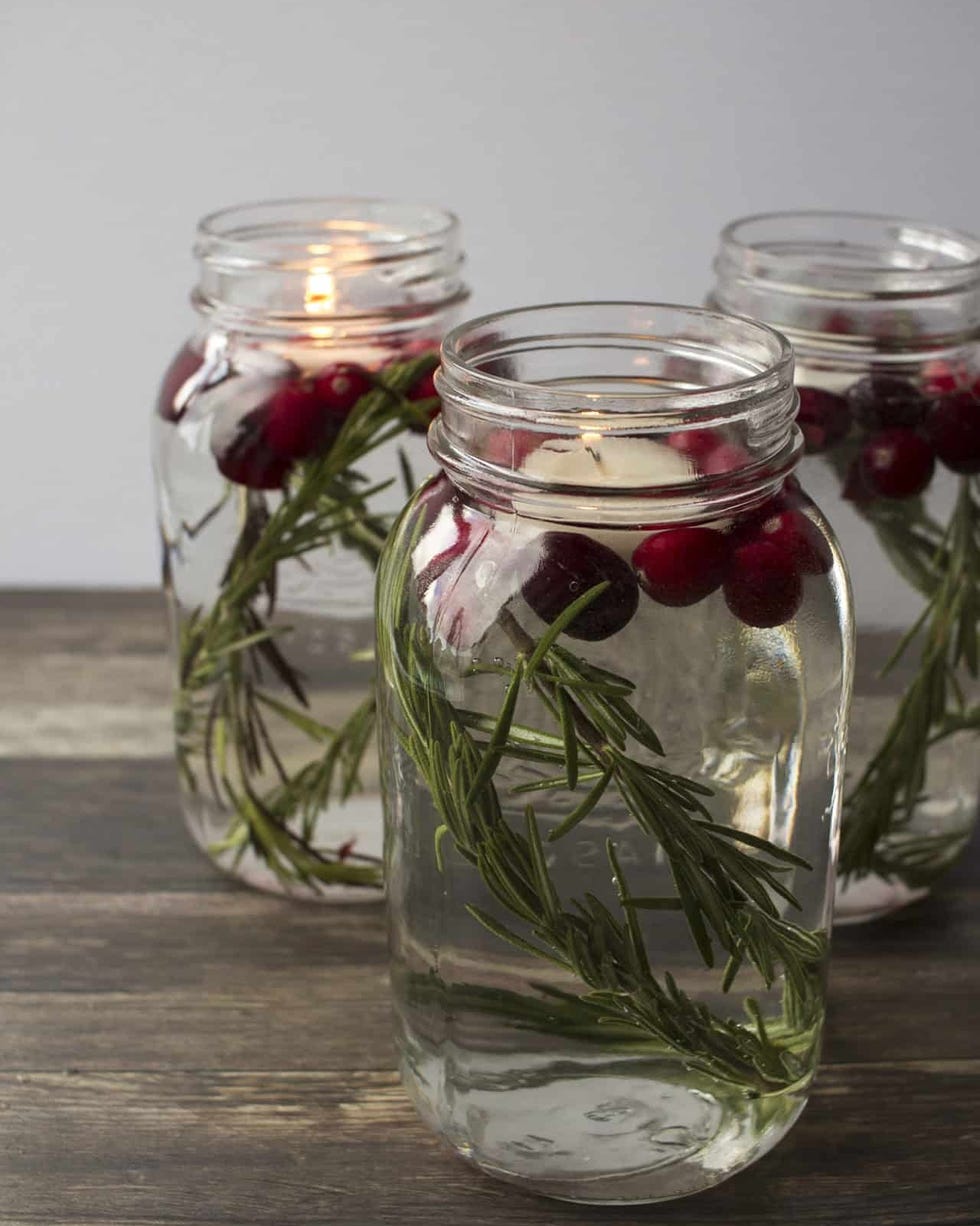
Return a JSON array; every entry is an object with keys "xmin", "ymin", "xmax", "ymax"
[
  {"xmin": 405, "ymin": 1054, "xmax": 805, "ymax": 1205},
  {"xmin": 181, "ymin": 790, "xmax": 385, "ymax": 902},
  {"xmin": 834, "ymin": 871, "xmax": 929, "ymax": 925}
]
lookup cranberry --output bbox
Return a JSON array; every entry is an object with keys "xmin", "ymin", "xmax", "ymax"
[
  {"xmin": 406, "ymin": 367, "xmax": 441, "ymax": 434},
  {"xmin": 312, "ymin": 362, "xmax": 374, "ymax": 414},
  {"xmin": 796, "ymin": 387, "xmax": 851, "ymax": 453},
  {"xmin": 416, "ymin": 503, "xmax": 473, "ymax": 600},
  {"xmin": 922, "ymin": 359, "xmax": 964, "ymax": 397},
  {"xmin": 724, "ymin": 540, "xmax": 803, "ymax": 629},
  {"xmin": 702, "ymin": 441, "xmax": 751, "ymax": 475},
  {"xmin": 632, "ymin": 527, "xmax": 729, "ymax": 607},
  {"xmin": 522, "ymin": 532, "xmax": 639, "ymax": 641},
  {"xmin": 666, "ymin": 428, "xmax": 724, "ymax": 464},
  {"xmin": 746, "ymin": 506, "xmax": 832, "ymax": 575},
  {"xmin": 414, "ymin": 472, "xmax": 457, "ymax": 531},
  {"xmin": 263, "ymin": 382, "xmax": 333, "ymax": 460},
  {"xmin": 847, "ymin": 375, "xmax": 928, "ymax": 431},
  {"xmin": 823, "ymin": 310, "xmax": 855, "ymax": 335},
  {"xmin": 926, "ymin": 392, "xmax": 980, "ymax": 474},
  {"xmin": 156, "ymin": 344, "xmax": 204, "ymax": 422},
  {"xmin": 860, "ymin": 428, "xmax": 935, "ymax": 499},
  {"xmin": 213, "ymin": 408, "xmax": 292, "ymax": 489}
]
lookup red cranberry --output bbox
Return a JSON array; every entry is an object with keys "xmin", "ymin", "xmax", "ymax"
[
  {"xmin": 632, "ymin": 527, "xmax": 729, "ymax": 607},
  {"xmin": 925, "ymin": 392, "xmax": 980, "ymax": 474},
  {"xmin": 312, "ymin": 362, "xmax": 374, "ymax": 414},
  {"xmin": 922, "ymin": 359, "xmax": 964, "ymax": 397},
  {"xmin": 666, "ymin": 428, "xmax": 724, "ymax": 464},
  {"xmin": 724, "ymin": 540, "xmax": 803, "ymax": 629},
  {"xmin": 416, "ymin": 502, "xmax": 472, "ymax": 600},
  {"xmin": 823, "ymin": 310, "xmax": 855, "ymax": 335},
  {"xmin": 522, "ymin": 532, "xmax": 639, "ymax": 641},
  {"xmin": 702, "ymin": 441, "xmax": 751, "ymax": 476},
  {"xmin": 796, "ymin": 387, "xmax": 851, "ymax": 453},
  {"xmin": 414, "ymin": 472, "xmax": 456, "ymax": 531},
  {"xmin": 406, "ymin": 367, "xmax": 441, "ymax": 434},
  {"xmin": 860, "ymin": 429, "xmax": 936, "ymax": 499},
  {"xmin": 847, "ymin": 376, "xmax": 927, "ymax": 431},
  {"xmin": 747, "ymin": 506, "xmax": 832, "ymax": 575},
  {"xmin": 263, "ymin": 382, "xmax": 334, "ymax": 460},
  {"xmin": 156, "ymin": 344, "xmax": 204, "ymax": 422},
  {"xmin": 213, "ymin": 408, "xmax": 292, "ymax": 490}
]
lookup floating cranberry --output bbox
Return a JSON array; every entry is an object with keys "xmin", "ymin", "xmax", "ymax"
[
  {"xmin": 847, "ymin": 375, "xmax": 927, "ymax": 431},
  {"xmin": 666, "ymin": 428, "xmax": 724, "ymax": 464},
  {"xmin": 724, "ymin": 540, "xmax": 803, "ymax": 629},
  {"xmin": 522, "ymin": 532, "xmax": 639, "ymax": 641},
  {"xmin": 922, "ymin": 359, "xmax": 964, "ymax": 397},
  {"xmin": 860, "ymin": 428, "xmax": 935, "ymax": 499},
  {"xmin": 925, "ymin": 392, "xmax": 980, "ymax": 474},
  {"xmin": 263, "ymin": 382, "xmax": 332, "ymax": 460},
  {"xmin": 312, "ymin": 362, "xmax": 374, "ymax": 414},
  {"xmin": 156, "ymin": 344, "xmax": 204, "ymax": 422},
  {"xmin": 796, "ymin": 387, "xmax": 851, "ymax": 453},
  {"xmin": 213, "ymin": 407, "xmax": 292, "ymax": 490},
  {"xmin": 702, "ymin": 441, "xmax": 751, "ymax": 476},
  {"xmin": 748, "ymin": 506, "xmax": 832, "ymax": 575},
  {"xmin": 823, "ymin": 310, "xmax": 855, "ymax": 335},
  {"xmin": 632, "ymin": 527, "xmax": 729, "ymax": 607},
  {"xmin": 405, "ymin": 367, "xmax": 441, "ymax": 434}
]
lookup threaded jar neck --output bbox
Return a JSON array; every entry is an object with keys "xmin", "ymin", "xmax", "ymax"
[
  {"xmin": 192, "ymin": 197, "xmax": 468, "ymax": 342},
  {"xmin": 711, "ymin": 211, "xmax": 980, "ymax": 371},
  {"xmin": 432, "ymin": 302, "xmax": 800, "ymax": 526}
]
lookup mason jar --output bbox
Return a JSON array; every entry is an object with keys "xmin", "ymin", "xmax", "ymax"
[
  {"xmin": 377, "ymin": 303, "xmax": 853, "ymax": 1204},
  {"xmin": 152, "ymin": 197, "xmax": 468, "ymax": 899},
  {"xmin": 711, "ymin": 212, "xmax": 980, "ymax": 923}
]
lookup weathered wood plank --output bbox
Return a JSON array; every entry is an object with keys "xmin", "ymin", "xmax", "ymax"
[{"xmin": 0, "ymin": 1065, "xmax": 976, "ymax": 1225}]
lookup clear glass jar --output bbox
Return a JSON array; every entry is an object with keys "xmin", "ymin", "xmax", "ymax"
[
  {"xmin": 152, "ymin": 198, "xmax": 468, "ymax": 899},
  {"xmin": 711, "ymin": 212, "xmax": 980, "ymax": 924},
  {"xmin": 377, "ymin": 303, "xmax": 853, "ymax": 1204}
]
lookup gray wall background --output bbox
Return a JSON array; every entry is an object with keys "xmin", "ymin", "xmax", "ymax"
[{"xmin": 3, "ymin": 0, "xmax": 979, "ymax": 611}]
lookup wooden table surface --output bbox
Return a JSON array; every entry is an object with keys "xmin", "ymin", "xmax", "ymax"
[{"xmin": 1, "ymin": 590, "xmax": 978, "ymax": 1226}]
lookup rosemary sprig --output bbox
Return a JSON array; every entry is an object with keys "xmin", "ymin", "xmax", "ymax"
[
  {"xmin": 840, "ymin": 476, "xmax": 980, "ymax": 879},
  {"xmin": 168, "ymin": 352, "xmax": 439, "ymax": 889},
  {"xmin": 378, "ymin": 542, "xmax": 828, "ymax": 1096}
]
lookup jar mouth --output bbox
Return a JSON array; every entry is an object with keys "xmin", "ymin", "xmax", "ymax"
[
  {"xmin": 438, "ymin": 301, "xmax": 793, "ymax": 428},
  {"xmin": 718, "ymin": 211, "xmax": 980, "ymax": 297},
  {"xmin": 197, "ymin": 197, "xmax": 460, "ymax": 270},
  {"xmin": 433, "ymin": 303, "xmax": 799, "ymax": 525},
  {"xmin": 193, "ymin": 196, "xmax": 467, "ymax": 329}
]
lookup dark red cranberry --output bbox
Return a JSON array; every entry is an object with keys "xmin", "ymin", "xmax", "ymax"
[
  {"xmin": 702, "ymin": 441, "xmax": 751, "ymax": 476},
  {"xmin": 263, "ymin": 382, "xmax": 334, "ymax": 460},
  {"xmin": 796, "ymin": 387, "xmax": 851, "ymax": 453},
  {"xmin": 724, "ymin": 540, "xmax": 803, "ymax": 629},
  {"xmin": 213, "ymin": 408, "xmax": 292, "ymax": 489},
  {"xmin": 666, "ymin": 428, "xmax": 724, "ymax": 464},
  {"xmin": 414, "ymin": 472, "xmax": 457, "ymax": 531},
  {"xmin": 156, "ymin": 344, "xmax": 204, "ymax": 422},
  {"xmin": 823, "ymin": 310, "xmax": 855, "ymax": 335},
  {"xmin": 416, "ymin": 503, "xmax": 472, "ymax": 600},
  {"xmin": 922, "ymin": 359, "xmax": 964, "ymax": 397},
  {"xmin": 847, "ymin": 375, "xmax": 927, "ymax": 431},
  {"xmin": 747, "ymin": 506, "xmax": 832, "ymax": 575},
  {"xmin": 312, "ymin": 362, "xmax": 374, "ymax": 413},
  {"xmin": 522, "ymin": 532, "xmax": 639, "ymax": 641},
  {"xmin": 632, "ymin": 527, "xmax": 729, "ymax": 607},
  {"xmin": 925, "ymin": 392, "xmax": 980, "ymax": 474},
  {"xmin": 406, "ymin": 367, "xmax": 441, "ymax": 434},
  {"xmin": 842, "ymin": 458, "xmax": 875, "ymax": 506},
  {"xmin": 860, "ymin": 428, "xmax": 936, "ymax": 499}
]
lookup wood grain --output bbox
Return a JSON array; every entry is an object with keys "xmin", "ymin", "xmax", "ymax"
[{"xmin": 0, "ymin": 590, "xmax": 978, "ymax": 1225}]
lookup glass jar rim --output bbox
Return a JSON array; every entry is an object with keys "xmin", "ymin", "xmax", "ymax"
[
  {"xmin": 195, "ymin": 196, "xmax": 461, "ymax": 272},
  {"xmin": 718, "ymin": 210, "xmax": 980, "ymax": 297},
  {"xmin": 438, "ymin": 301, "xmax": 794, "ymax": 429}
]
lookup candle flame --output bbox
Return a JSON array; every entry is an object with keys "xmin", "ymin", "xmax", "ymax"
[{"xmin": 304, "ymin": 267, "xmax": 337, "ymax": 315}]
